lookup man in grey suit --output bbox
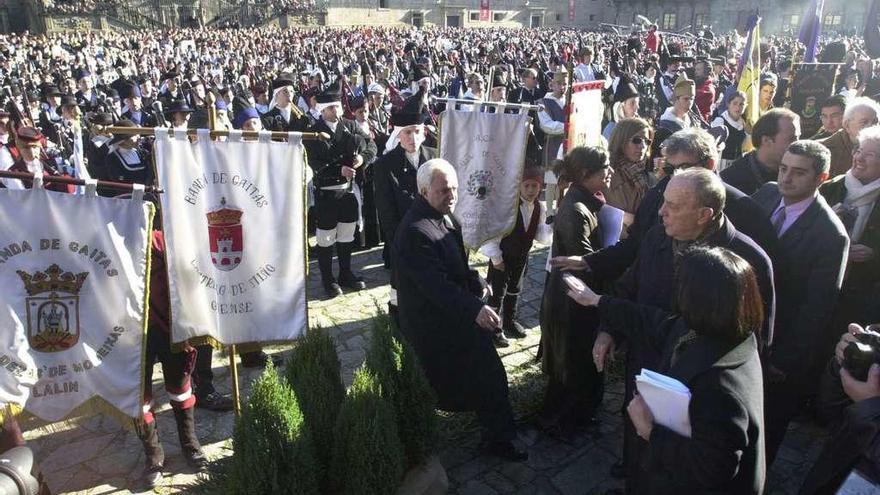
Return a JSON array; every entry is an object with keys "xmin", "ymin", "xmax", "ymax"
[{"xmin": 752, "ymin": 140, "xmax": 850, "ymax": 468}]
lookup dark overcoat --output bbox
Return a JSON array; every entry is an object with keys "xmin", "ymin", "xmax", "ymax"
[
  {"xmin": 598, "ymin": 296, "xmax": 766, "ymax": 495},
  {"xmin": 540, "ymin": 184, "xmax": 603, "ymax": 388},
  {"xmin": 393, "ymin": 195, "xmax": 506, "ymax": 411}
]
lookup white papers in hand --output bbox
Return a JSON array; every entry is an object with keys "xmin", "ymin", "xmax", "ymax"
[{"xmin": 636, "ymin": 369, "xmax": 692, "ymax": 438}]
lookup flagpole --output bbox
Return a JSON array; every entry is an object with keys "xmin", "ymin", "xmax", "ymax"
[{"xmin": 206, "ymin": 92, "xmax": 243, "ymax": 418}]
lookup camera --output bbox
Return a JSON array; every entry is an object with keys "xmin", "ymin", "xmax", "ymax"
[
  {"xmin": 0, "ymin": 447, "xmax": 39, "ymax": 495},
  {"xmin": 843, "ymin": 330, "xmax": 880, "ymax": 381}
]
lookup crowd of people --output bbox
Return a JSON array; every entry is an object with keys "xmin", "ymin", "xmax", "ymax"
[
  {"xmin": 1, "ymin": 22, "xmax": 880, "ymax": 493},
  {"xmin": 42, "ymin": 0, "xmax": 122, "ymax": 15}
]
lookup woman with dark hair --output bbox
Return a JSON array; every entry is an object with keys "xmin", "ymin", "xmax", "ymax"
[
  {"xmin": 605, "ymin": 117, "xmax": 654, "ymax": 228},
  {"xmin": 538, "ymin": 145, "xmax": 613, "ymax": 436},
  {"xmin": 567, "ymin": 245, "xmax": 766, "ymax": 494}
]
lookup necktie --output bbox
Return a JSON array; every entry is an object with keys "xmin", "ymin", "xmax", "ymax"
[{"xmin": 772, "ymin": 205, "xmax": 787, "ymax": 237}]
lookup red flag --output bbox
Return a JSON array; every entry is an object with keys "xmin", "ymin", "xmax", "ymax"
[
  {"xmin": 568, "ymin": 0, "xmax": 575, "ymax": 22},
  {"xmin": 479, "ymin": 0, "xmax": 490, "ymax": 22}
]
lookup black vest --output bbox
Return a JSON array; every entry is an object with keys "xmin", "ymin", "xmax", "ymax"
[{"xmin": 499, "ymin": 199, "xmax": 541, "ymax": 264}]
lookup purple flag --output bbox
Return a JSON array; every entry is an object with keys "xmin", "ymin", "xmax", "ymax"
[{"xmin": 798, "ymin": 0, "xmax": 823, "ymax": 63}]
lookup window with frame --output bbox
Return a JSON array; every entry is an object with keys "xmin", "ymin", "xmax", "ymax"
[
  {"xmin": 782, "ymin": 14, "xmax": 800, "ymax": 29},
  {"xmin": 493, "ymin": 12, "xmax": 505, "ymax": 22},
  {"xmin": 694, "ymin": 13, "xmax": 707, "ymax": 27},
  {"xmin": 823, "ymin": 14, "xmax": 842, "ymax": 26},
  {"xmin": 378, "ymin": 0, "xmax": 387, "ymax": 9},
  {"xmin": 470, "ymin": 12, "xmax": 480, "ymax": 21},
  {"xmin": 555, "ymin": 13, "xmax": 562, "ymax": 21},
  {"xmin": 662, "ymin": 13, "xmax": 676, "ymax": 30}
]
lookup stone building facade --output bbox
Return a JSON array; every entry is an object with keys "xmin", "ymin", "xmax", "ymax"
[
  {"xmin": 325, "ymin": 0, "xmax": 873, "ymax": 35},
  {"xmin": 4, "ymin": 0, "xmax": 875, "ymax": 34}
]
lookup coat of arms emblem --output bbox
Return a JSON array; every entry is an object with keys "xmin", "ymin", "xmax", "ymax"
[
  {"xmin": 466, "ymin": 170, "xmax": 494, "ymax": 200},
  {"xmin": 16, "ymin": 264, "xmax": 88, "ymax": 352},
  {"xmin": 207, "ymin": 197, "xmax": 244, "ymax": 271}
]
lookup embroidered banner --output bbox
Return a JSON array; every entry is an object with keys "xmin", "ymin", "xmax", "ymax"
[
  {"xmin": 0, "ymin": 184, "xmax": 152, "ymax": 422},
  {"xmin": 155, "ymin": 129, "xmax": 307, "ymax": 345},
  {"xmin": 439, "ymin": 109, "xmax": 530, "ymax": 250},
  {"xmin": 568, "ymin": 81, "xmax": 606, "ymax": 151}
]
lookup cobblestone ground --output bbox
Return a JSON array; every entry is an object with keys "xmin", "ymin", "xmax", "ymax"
[{"xmin": 25, "ymin": 245, "xmax": 826, "ymax": 495}]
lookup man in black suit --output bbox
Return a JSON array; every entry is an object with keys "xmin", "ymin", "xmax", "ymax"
[
  {"xmin": 721, "ymin": 108, "xmax": 800, "ymax": 195},
  {"xmin": 752, "ymin": 140, "xmax": 850, "ymax": 467},
  {"xmin": 394, "ymin": 159, "xmax": 526, "ymax": 462},
  {"xmin": 306, "ymin": 84, "xmax": 377, "ymax": 298}
]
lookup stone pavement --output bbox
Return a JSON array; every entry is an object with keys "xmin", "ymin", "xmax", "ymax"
[{"xmin": 24, "ymin": 245, "xmax": 826, "ymax": 494}]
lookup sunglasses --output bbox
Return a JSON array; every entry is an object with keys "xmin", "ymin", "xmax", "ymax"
[{"xmin": 630, "ymin": 136, "xmax": 652, "ymax": 146}]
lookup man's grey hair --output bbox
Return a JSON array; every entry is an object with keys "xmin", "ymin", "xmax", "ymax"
[
  {"xmin": 662, "ymin": 128, "xmax": 720, "ymax": 167},
  {"xmin": 672, "ymin": 167, "xmax": 726, "ymax": 216},
  {"xmin": 417, "ymin": 158, "xmax": 457, "ymax": 194},
  {"xmin": 787, "ymin": 140, "xmax": 831, "ymax": 176},
  {"xmin": 843, "ymin": 96, "xmax": 880, "ymax": 124},
  {"xmin": 858, "ymin": 125, "xmax": 880, "ymax": 150}
]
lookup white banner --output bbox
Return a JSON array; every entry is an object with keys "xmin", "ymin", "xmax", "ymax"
[
  {"xmin": 156, "ymin": 129, "xmax": 307, "ymax": 345},
  {"xmin": 568, "ymin": 82, "xmax": 606, "ymax": 149},
  {"xmin": 0, "ymin": 186, "xmax": 151, "ymax": 422},
  {"xmin": 439, "ymin": 109, "xmax": 530, "ymax": 250}
]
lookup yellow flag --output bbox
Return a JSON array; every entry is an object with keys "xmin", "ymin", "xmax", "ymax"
[{"xmin": 737, "ymin": 14, "xmax": 762, "ymax": 128}]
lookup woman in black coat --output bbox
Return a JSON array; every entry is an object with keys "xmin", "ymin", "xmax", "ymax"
[
  {"xmin": 538, "ymin": 145, "xmax": 613, "ymax": 436},
  {"xmin": 568, "ymin": 246, "xmax": 766, "ymax": 494}
]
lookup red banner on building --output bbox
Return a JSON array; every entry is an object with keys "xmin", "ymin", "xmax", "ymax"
[
  {"xmin": 480, "ymin": 0, "xmax": 490, "ymax": 21},
  {"xmin": 568, "ymin": 0, "xmax": 575, "ymax": 22}
]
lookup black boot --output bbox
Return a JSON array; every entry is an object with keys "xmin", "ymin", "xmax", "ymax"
[
  {"xmin": 173, "ymin": 407, "xmax": 208, "ymax": 471},
  {"xmin": 337, "ymin": 241, "xmax": 366, "ymax": 291},
  {"xmin": 502, "ymin": 294, "xmax": 527, "ymax": 338},
  {"xmin": 316, "ymin": 245, "xmax": 342, "ymax": 298},
  {"xmin": 489, "ymin": 306, "xmax": 509, "ymax": 348},
  {"xmin": 137, "ymin": 420, "xmax": 164, "ymax": 487}
]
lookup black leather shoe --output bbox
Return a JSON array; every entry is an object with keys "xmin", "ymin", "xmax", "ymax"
[
  {"xmin": 488, "ymin": 440, "xmax": 528, "ymax": 462},
  {"xmin": 196, "ymin": 392, "xmax": 234, "ymax": 412},
  {"xmin": 504, "ymin": 321, "xmax": 528, "ymax": 339},
  {"xmin": 323, "ymin": 280, "xmax": 343, "ymax": 298},
  {"xmin": 338, "ymin": 273, "xmax": 366, "ymax": 291},
  {"xmin": 492, "ymin": 329, "xmax": 510, "ymax": 348},
  {"xmin": 610, "ymin": 460, "xmax": 627, "ymax": 479}
]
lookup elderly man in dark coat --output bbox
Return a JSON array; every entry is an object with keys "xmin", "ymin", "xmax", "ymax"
[{"xmin": 393, "ymin": 158, "xmax": 527, "ymax": 462}]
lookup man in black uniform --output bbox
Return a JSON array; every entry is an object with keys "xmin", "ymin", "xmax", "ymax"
[
  {"xmin": 373, "ymin": 88, "xmax": 430, "ymax": 310},
  {"xmin": 120, "ymin": 83, "xmax": 157, "ymax": 127},
  {"xmin": 306, "ymin": 83, "xmax": 377, "ymax": 298},
  {"xmin": 262, "ymin": 73, "xmax": 312, "ymax": 132}
]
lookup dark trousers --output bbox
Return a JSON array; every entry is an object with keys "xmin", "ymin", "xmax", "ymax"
[
  {"xmin": 764, "ymin": 375, "xmax": 808, "ymax": 467},
  {"xmin": 315, "ymin": 188, "xmax": 359, "ymax": 231},
  {"xmin": 192, "ymin": 344, "xmax": 215, "ymax": 399},
  {"xmin": 360, "ymin": 177, "xmax": 382, "ymax": 247},
  {"xmin": 487, "ymin": 257, "xmax": 527, "ymax": 309},
  {"xmin": 144, "ymin": 326, "xmax": 197, "ymax": 421}
]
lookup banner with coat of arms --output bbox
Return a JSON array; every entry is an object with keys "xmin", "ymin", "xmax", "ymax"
[
  {"xmin": 155, "ymin": 129, "xmax": 307, "ymax": 345},
  {"xmin": 439, "ymin": 109, "xmax": 530, "ymax": 250},
  {"xmin": 0, "ymin": 184, "xmax": 152, "ymax": 422}
]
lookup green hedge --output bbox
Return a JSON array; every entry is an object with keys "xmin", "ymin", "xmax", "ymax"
[
  {"xmin": 366, "ymin": 311, "xmax": 438, "ymax": 469},
  {"xmin": 331, "ymin": 366, "xmax": 404, "ymax": 494},
  {"xmin": 228, "ymin": 362, "xmax": 318, "ymax": 495},
  {"xmin": 285, "ymin": 327, "xmax": 345, "ymax": 491}
]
